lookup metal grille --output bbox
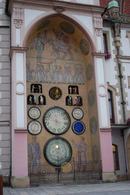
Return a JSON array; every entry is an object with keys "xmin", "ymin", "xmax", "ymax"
[{"xmin": 28, "ymin": 159, "xmax": 102, "ymax": 186}]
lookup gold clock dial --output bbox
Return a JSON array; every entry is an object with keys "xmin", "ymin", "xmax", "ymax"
[{"xmin": 43, "ymin": 107, "xmax": 71, "ymax": 135}]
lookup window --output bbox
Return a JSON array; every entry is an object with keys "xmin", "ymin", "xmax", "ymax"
[
  {"xmin": 112, "ymin": 144, "xmax": 119, "ymax": 170},
  {"xmin": 103, "ymin": 33, "xmax": 108, "ymax": 51},
  {"xmin": 108, "ymin": 90, "xmax": 115, "ymax": 123}
]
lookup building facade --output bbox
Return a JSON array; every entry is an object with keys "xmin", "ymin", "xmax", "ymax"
[{"xmin": 0, "ymin": 0, "xmax": 130, "ymax": 187}]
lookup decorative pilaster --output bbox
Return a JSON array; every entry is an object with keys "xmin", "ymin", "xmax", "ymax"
[
  {"xmin": 93, "ymin": 17, "xmax": 103, "ymax": 52},
  {"xmin": 10, "ymin": 47, "xmax": 29, "ymax": 187}
]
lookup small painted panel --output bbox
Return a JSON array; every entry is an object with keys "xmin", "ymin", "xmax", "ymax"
[
  {"xmin": 60, "ymin": 22, "xmax": 75, "ymax": 34},
  {"xmin": 28, "ymin": 121, "xmax": 42, "ymax": 135},
  {"xmin": 44, "ymin": 137, "xmax": 72, "ymax": 167},
  {"xmin": 86, "ymin": 64, "xmax": 93, "ymax": 81},
  {"xmin": 66, "ymin": 96, "xmax": 73, "ymax": 106},
  {"xmin": 80, "ymin": 39, "xmax": 90, "ymax": 55},
  {"xmin": 89, "ymin": 117, "xmax": 97, "ymax": 134},
  {"xmin": 74, "ymin": 96, "xmax": 82, "ymax": 106},
  {"xmin": 28, "ymin": 107, "xmax": 41, "ymax": 120},
  {"xmin": 49, "ymin": 87, "xmax": 62, "ymax": 100},
  {"xmin": 72, "ymin": 121, "xmax": 85, "ymax": 134},
  {"xmin": 72, "ymin": 108, "xmax": 84, "ymax": 120},
  {"xmin": 88, "ymin": 90, "xmax": 95, "ymax": 107},
  {"xmin": 43, "ymin": 107, "xmax": 71, "ymax": 135}
]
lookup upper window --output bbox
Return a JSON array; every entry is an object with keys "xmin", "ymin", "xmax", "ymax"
[{"xmin": 108, "ymin": 90, "xmax": 115, "ymax": 123}]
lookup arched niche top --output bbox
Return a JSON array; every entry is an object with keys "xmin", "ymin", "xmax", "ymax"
[{"xmin": 24, "ymin": 14, "xmax": 96, "ymax": 52}]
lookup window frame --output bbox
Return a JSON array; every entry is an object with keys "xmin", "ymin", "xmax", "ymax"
[
  {"xmin": 108, "ymin": 89, "xmax": 115, "ymax": 124},
  {"xmin": 112, "ymin": 144, "xmax": 120, "ymax": 170}
]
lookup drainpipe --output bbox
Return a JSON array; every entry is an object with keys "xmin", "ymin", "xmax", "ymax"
[{"xmin": 117, "ymin": 46, "xmax": 126, "ymax": 123}]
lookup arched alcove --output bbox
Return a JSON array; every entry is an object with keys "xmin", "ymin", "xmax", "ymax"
[{"xmin": 26, "ymin": 15, "xmax": 101, "ymax": 178}]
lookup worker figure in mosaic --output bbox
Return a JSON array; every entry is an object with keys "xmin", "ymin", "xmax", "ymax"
[
  {"xmin": 72, "ymin": 136, "xmax": 87, "ymax": 171},
  {"xmin": 29, "ymin": 137, "xmax": 41, "ymax": 174}
]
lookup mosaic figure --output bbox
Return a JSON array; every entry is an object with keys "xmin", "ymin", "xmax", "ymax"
[
  {"xmin": 39, "ymin": 95, "xmax": 44, "ymax": 105},
  {"xmin": 28, "ymin": 95, "xmax": 33, "ymax": 105},
  {"xmin": 29, "ymin": 137, "xmax": 41, "ymax": 174},
  {"xmin": 86, "ymin": 64, "xmax": 93, "ymax": 81},
  {"xmin": 26, "ymin": 62, "xmax": 32, "ymax": 81},
  {"xmin": 49, "ymin": 29, "xmax": 76, "ymax": 60},
  {"xmin": 31, "ymin": 31, "xmax": 47, "ymax": 58},
  {"xmin": 45, "ymin": 65, "xmax": 52, "ymax": 82},
  {"xmin": 72, "ymin": 137, "xmax": 87, "ymax": 171},
  {"xmin": 66, "ymin": 96, "xmax": 72, "ymax": 106},
  {"xmin": 66, "ymin": 65, "xmax": 73, "ymax": 83}
]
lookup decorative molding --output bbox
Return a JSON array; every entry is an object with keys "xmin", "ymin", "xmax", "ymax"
[
  {"xmin": 95, "ymin": 29, "xmax": 102, "ymax": 37},
  {"xmin": 54, "ymin": 6, "xmax": 65, "ymax": 13},
  {"xmin": 9, "ymin": 47, "xmax": 28, "ymax": 59},
  {"xmin": 94, "ymin": 17, "xmax": 102, "ymax": 29},
  {"xmin": 13, "ymin": 8, "xmax": 24, "ymax": 28},
  {"xmin": 94, "ymin": 17, "xmax": 102, "ymax": 37},
  {"xmin": 92, "ymin": 52, "xmax": 106, "ymax": 57}
]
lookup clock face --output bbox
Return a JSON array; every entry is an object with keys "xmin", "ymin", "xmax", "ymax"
[
  {"xmin": 72, "ymin": 121, "xmax": 85, "ymax": 135},
  {"xmin": 43, "ymin": 107, "xmax": 71, "ymax": 135},
  {"xmin": 44, "ymin": 137, "xmax": 72, "ymax": 167},
  {"xmin": 72, "ymin": 108, "xmax": 84, "ymax": 120},
  {"xmin": 28, "ymin": 107, "xmax": 41, "ymax": 120},
  {"xmin": 28, "ymin": 121, "xmax": 42, "ymax": 135}
]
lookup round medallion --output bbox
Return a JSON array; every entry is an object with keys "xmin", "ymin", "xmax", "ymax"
[
  {"xmin": 90, "ymin": 117, "xmax": 97, "ymax": 135},
  {"xmin": 60, "ymin": 22, "xmax": 75, "ymax": 34},
  {"xmin": 72, "ymin": 121, "xmax": 85, "ymax": 135},
  {"xmin": 80, "ymin": 39, "xmax": 90, "ymax": 55},
  {"xmin": 28, "ymin": 121, "xmax": 42, "ymax": 135},
  {"xmin": 88, "ymin": 90, "xmax": 95, "ymax": 107},
  {"xmin": 49, "ymin": 87, "xmax": 62, "ymax": 100},
  {"xmin": 43, "ymin": 107, "xmax": 71, "ymax": 135},
  {"xmin": 72, "ymin": 108, "xmax": 84, "ymax": 120},
  {"xmin": 44, "ymin": 137, "xmax": 72, "ymax": 167},
  {"xmin": 28, "ymin": 107, "xmax": 41, "ymax": 119}
]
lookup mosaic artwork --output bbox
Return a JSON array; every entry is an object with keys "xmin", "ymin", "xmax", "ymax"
[
  {"xmin": 27, "ymin": 28, "xmax": 86, "ymax": 84},
  {"xmin": 92, "ymin": 145, "xmax": 100, "ymax": 162},
  {"xmin": 72, "ymin": 136, "xmax": 87, "ymax": 171},
  {"xmin": 86, "ymin": 64, "xmax": 93, "ymax": 81},
  {"xmin": 80, "ymin": 39, "xmax": 90, "ymax": 55},
  {"xmin": 88, "ymin": 90, "xmax": 95, "ymax": 107},
  {"xmin": 60, "ymin": 21, "xmax": 75, "ymax": 34},
  {"xmin": 89, "ymin": 116, "xmax": 97, "ymax": 135},
  {"xmin": 29, "ymin": 136, "xmax": 41, "ymax": 174}
]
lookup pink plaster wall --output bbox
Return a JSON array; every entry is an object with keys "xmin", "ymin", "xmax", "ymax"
[
  {"xmin": 13, "ymin": 131, "xmax": 28, "ymax": 177},
  {"xmin": 100, "ymin": 129, "xmax": 114, "ymax": 172}
]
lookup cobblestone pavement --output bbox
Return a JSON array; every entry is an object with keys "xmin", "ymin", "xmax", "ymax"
[{"xmin": 3, "ymin": 181, "xmax": 130, "ymax": 195}]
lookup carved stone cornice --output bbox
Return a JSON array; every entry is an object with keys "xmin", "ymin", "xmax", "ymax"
[{"xmin": 94, "ymin": 17, "xmax": 102, "ymax": 37}]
